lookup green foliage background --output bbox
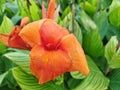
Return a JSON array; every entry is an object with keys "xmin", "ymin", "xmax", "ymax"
[{"xmin": 0, "ymin": 0, "xmax": 120, "ymax": 90}]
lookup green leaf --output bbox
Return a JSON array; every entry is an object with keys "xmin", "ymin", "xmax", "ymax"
[
  {"xmin": 105, "ymin": 36, "xmax": 120, "ymax": 68},
  {"xmin": 12, "ymin": 67, "xmax": 64, "ymax": 90},
  {"xmin": 108, "ymin": 69, "xmax": 120, "ymax": 90},
  {"xmin": 0, "ymin": 0, "xmax": 6, "ymax": 14},
  {"xmin": 94, "ymin": 11, "xmax": 109, "ymax": 39},
  {"xmin": 80, "ymin": 1, "xmax": 97, "ymax": 15},
  {"xmin": 68, "ymin": 55, "xmax": 109, "ymax": 90},
  {"xmin": 74, "ymin": 21, "xmax": 82, "ymax": 44},
  {"xmin": 109, "ymin": 6, "xmax": 120, "ymax": 29},
  {"xmin": 70, "ymin": 71, "xmax": 86, "ymax": 79},
  {"xmin": 60, "ymin": 12, "xmax": 82, "ymax": 44},
  {"xmin": 29, "ymin": 0, "xmax": 41, "ymax": 21},
  {"xmin": 83, "ymin": 30, "xmax": 104, "ymax": 58},
  {"xmin": 61, "ymin": 6, "xmax": 70, "ymax": 19},
  {"xmin": 0, "ymin": 42, "xmax": 7, "ymax": 54},
  {"xmin": 76, "ymin": 10, "xmax": 97, "ymax": 31},
  {"xmin": 6, "ymin": 3, "xmax": 18, "ymax": 14},
  {"xmin": 0, "ymin": 16, "xmax": 14, "ymax": 34},
  {"xmin": 0, "ymin": 72, "xmax": 8, "ymax": 86},
  {"xmin": 18, "ymin": 0, "xmax": 40, "ymax": 21},
  {"xmin": 4, "ymin": 52, "xmax": 30, "ymax": 74},
  {"xmin": 109, "ymin": 0, "xmax": 120, "ymax": 13}
]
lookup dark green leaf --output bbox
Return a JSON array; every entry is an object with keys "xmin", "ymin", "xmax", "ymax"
[
  {"xmin": 0, "ymin": 72, "xmax": 8, "ymax": 86},
  {"xmin": 108, "ymin": 69, "xmax": 120, "ymax": 90},
  {"xmin": 76, "ymin": 10, "xmax": 97, "ymax": 31},
  {"xmin": 94, "ymin": 11, "xmax": 109, "ymax": 39}
]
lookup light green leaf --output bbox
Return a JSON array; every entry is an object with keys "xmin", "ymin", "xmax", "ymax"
[
  {"xmin": 12, "ymin": 67, "xmax": 64, "ymax": 90},
  {"xmin": 83, "ymin": 30, "xmax": 104, "ymax": 58},
  {"xmin": 0, "ymin": 0, "xmax": 6, "ymax": 14},
  {"xmin": 109, "ymin": 6, "xmax": 120, "ymax": 29},
  {"xmin": 105, "ymin": 36, "xmax": 120, "ymax": 68},
  {"xmin": 29, "ymin": 0, "xmax": 41, "ymax": 21},
  {"xmin": 0, "ymin": 42, "xmax": 7, "ymax": 54},
  {"xmin": 61, "ymin": 6, "xmax": 70, "ymax": 19},
  {"xmin": 18, "ymin": 0, "xmax": 40, "ymax": 21},
  {"xmin": 68, "ymin": 55, "xmax": 109, "ymax": 90},
  {"xmin": 109, "ymin": 0, "xmax": 120, "ymax": 13},
  {"xmin": 108, "ymin": 69, "xmax": 120, "ymax": 90},
  {"xmin": 0, "ymin": 16, "xmax": 14, "ymax": 34},
  {"xmin": 0, "ymin": 72, "xmax": 8, "ymax": 86},
  {"xmin": 70, "ymin": 71, "xmax": 86, "ymax": 79},
  {"xmin": 80, "ymin": 1, "xmax": 97, "ymax": 15},
  {"xmin": 74, "ymin": 21, "xmax": 82, "ymax": 44},
  {"xmin": 4, "ymin": 52, "xmax": 30, "ymax": 74}
]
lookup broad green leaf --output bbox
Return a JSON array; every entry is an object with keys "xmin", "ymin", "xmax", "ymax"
[
  {"xmin": 83, "ymin": 30, "xmax": 104, "ymax": 58},
  {"xmin": 60, "ymin": 12, "xmax": 72, "ymax": 32},
  {"xmin": 0, "ymin": 72, "xmax": 8, "ymax": 86},
  {"xmin": 88, "ymin": 0, "xmax": 98, "ymax": 6},
  {"xmin": 108, "ymin": 69, "xmax": 120, "ymax": 90},
  {"xmin": 105, "ymin": 36, "xmax": 120, "ymax": 68},
  {"xmin": 80, "ymin": 2, "xmax": 97, "ymax": 15},
  {"xmin": 6, "ymin": 3, "xmax": 18, "ymax": 14},
  {"xmin": 0, "ymin": 42, "xmax": 7, "ymax": 54},
  {"xmin": 70, "ymin": 71, "xmax": 86, "ymax": 79},
  {"xmin": 74, "ymin": 21, "xmax": 82, "ymax": 44},
  {"xmin": 60, "ymin": 12, "xmax": 82, "ymax": 43},
  {"xmin": 109, "ymin": 0, "xmax": 120, "ymax": 13},
  {"xmin": 109, "ymin": 6, "xmax": 120, "ymax": 29},
  {"xmin": 12, "ymin": 67, "xmax": 64, "ymax": 90},
  {"xmin": 18, "ymin": 0, "xmax": 40, "ymax": 21},
  {"xmin": 61, "ymin": 6, "xmax": 70, "ymax": 19},
  {"xmin": 68, "ymin": 55, "xmax": 109, "ymax": 90},
  {"xmin": 94, "ymin": 11, "xmax": 109, "ymax": 39},
  {"xmin": 29, "ymin": 0, "xmax": 41, "ymax": 20},
  {"xmin": 11, "ymin": 15, "xmax": 21, "ymax": 24},
  {"xmin": 0, "ymin": 0, "xmax": 6, "ymax": 14},
  {"xmin": 54, "ymin": 75, "xmax": 64, "ymax": 85},
  {"xmin": 106, "ymin": 24, "xmax": 120, "ymax": 40},
  {"xmin": 0, "ymin": 16, "xmax": 14, "ymax": 34},
  {"xmin": 76, "ymin": 10, "xmax": 97, "ymax": 31},
  {"xmin": 4, "ymin": 52, "xmax": 30, "ymax": 74}
]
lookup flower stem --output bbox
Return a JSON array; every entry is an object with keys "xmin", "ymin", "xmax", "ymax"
[{"xmin": 105, "ymin": 67, "xmax": 110, "ymax": 75}]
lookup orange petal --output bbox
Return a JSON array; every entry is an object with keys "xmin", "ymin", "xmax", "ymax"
[
  {"xmin": 42, "ymin": 2, "xmax": 47, "ymax": 19},
  {"xmin": 60, "ymin": 34, "xmax": 89, "ymax": 75},
  {"xmin": 47, "ymin": 0, "xmax": 56, "ymax": 19},
  {"xmin": 20, "ymin": 17, "xmax": 29, "ymax": 28},
  {"xmin": 40, "ymin": 19, "xmax": 69, "ymax": 50},
  {"xmin": 0, "ymin": 34, "xmax": 9, "ymax": 46},
  {"xmin": 30, "ymin": 44, "xmax": 71, "ymax": 84},
  {"xmin": 8, "ymin": 26, "xmax": 31, "ymax": 50},
  {"xmin": 19, "ymin": 19, "xmax": 45, "ymax": 47}
]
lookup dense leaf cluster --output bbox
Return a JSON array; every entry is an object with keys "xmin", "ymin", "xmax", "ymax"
[{"xmin": 0, "ymin": 0, "xmax": 120, "ymax": 90}]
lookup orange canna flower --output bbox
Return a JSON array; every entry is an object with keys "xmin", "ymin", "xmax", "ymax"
[
  {"xmin": 19, "ymin": 0, "xmax": 89, "ymax": 84},
  {"xmin": 0, "ymin": 17, "xmax": 31, "ymax": 50}
]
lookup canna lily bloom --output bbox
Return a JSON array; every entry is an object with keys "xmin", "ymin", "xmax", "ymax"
[
  {"xmin": 19, "ymin": 0, "xmax": 89, "ymax": 84},
  {"xmin": 0, "ymin": 17, "xmax": 31, "ymax": 50}
]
